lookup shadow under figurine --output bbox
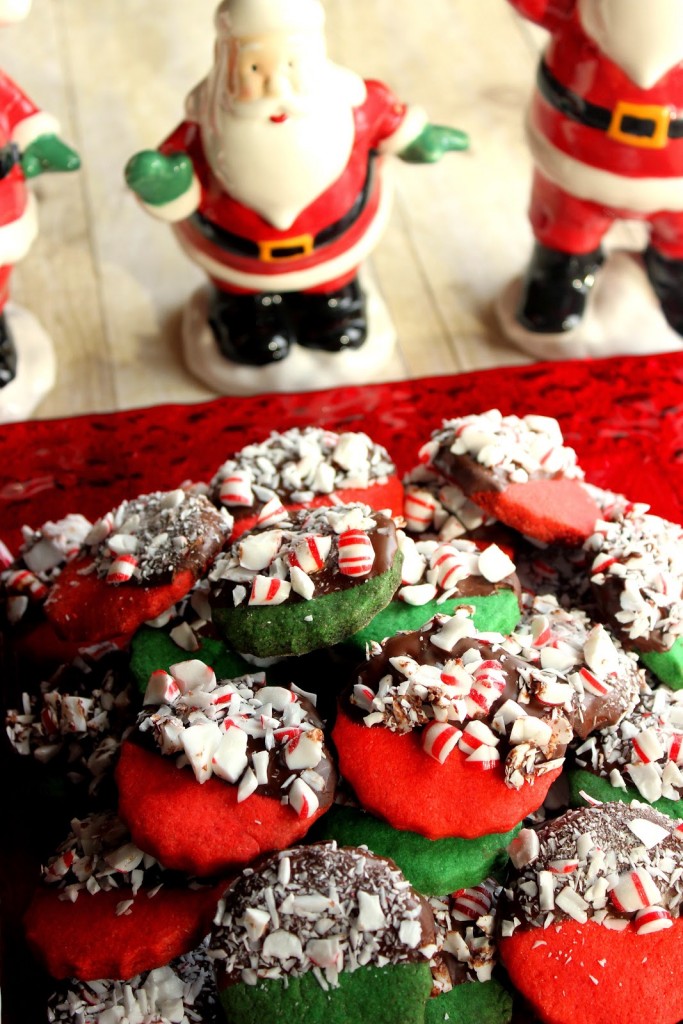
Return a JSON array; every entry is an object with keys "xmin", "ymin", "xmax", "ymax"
[
  {"xmin": 498, "ymin": 0, "xmax": 683, "ymax": 359},
  {"xmin": 125, "ymin": 0, "xmax": 468, "ymax": 394},
  {"xmin": 0, "ymin": 0, "xmax": 79, "ymax": 421}
]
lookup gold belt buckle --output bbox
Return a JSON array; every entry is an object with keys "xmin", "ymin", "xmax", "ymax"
[
  {"xmin": 607, "ymin": 100, "xmax": 672, "ymax": 149},
  {"xmin": 258, "ymin": 234, "xmax": 315, "ymax": 262}
]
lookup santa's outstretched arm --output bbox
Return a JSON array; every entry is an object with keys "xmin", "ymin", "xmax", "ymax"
[
  {"xmin": 125, "ymin": 125, "xmax": 200, "ymax": 224},
  {"xmin": 506, "ymin": 0, "xmax": 576, "ymax": 30}
]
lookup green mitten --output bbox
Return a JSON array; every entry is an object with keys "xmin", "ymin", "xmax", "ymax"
[
  {"xmin": 400, "ymin": 124, "xmax": 469, "ymax": 163},
  {"xmin": 21, "ymin": 135, "xmax": 80, "ymax": 178},
  {"xmin": 125, "ymin": 150, "xmax": 194, "ymax": 205}
]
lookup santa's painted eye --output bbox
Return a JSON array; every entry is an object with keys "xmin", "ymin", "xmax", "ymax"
[{"xmin": 251, "ymin": 63, "xmax": 259, "ymax": 73}]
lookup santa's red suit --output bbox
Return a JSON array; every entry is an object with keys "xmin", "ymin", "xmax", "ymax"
[
  {"xmin": 0, "ymin": 70, "xmax": 56, "ymax": 309},
  {"xmin": 509, "ymin": 0, "xmax": 683, "ymax": 258},
  {"xmin": 158, "ymin": 80, "xmax": 419, "ymax": 295}
]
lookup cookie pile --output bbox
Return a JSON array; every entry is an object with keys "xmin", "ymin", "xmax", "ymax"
[{"xmin": 3, "ymin": 416, "xmax": 683, "ymax": 1024}]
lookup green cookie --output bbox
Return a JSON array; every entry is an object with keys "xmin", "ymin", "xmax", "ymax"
[
  {"xmin": 345, "ymin": 590, "xmax": 521, "ymax": 654},
  {"xmin": 568, "ymin": 767, "xmax": 683, "ymax": 821},
  {"xmin": 213, "ymin": 553, "xmax": 403, "ymax": 658},
  {"xmin": 426, "ymin": 978, "xmax": 513, "ymax": 1024},
  {"xmin": 220, "ymin": 962, "xmax": 433, "ymax": 1024},
  {"xmin": 130, "ymin": 625, "xmax": 251, "ymax": 695},
  {"xmin": 639, "ymin": 638, "xmax": 683, "ymax": 689},
  {"xmin": 314, "ymin": 806, "xmax": 520, "ymax": 897}
]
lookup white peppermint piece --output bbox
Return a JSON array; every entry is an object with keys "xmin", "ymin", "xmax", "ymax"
[
  {"xmin": 357, "ymin": 890, "xmax": 387, "ymax": 932},
  {"xmin": 169, "ymin": 660, "xmax": 217, "ymax": 694},
  {"xmin": 262, "ymin": 929, "xmax": 303, "ymax": 962},
  {"xmin": 627, "ymin": 817, "xmax": 670, "ymax": 850},
  {"xmin": 169, "ymin": 621, "xmax": 200, "ymax": 652},
  {"xmin": 212, "ymin": 726, "xmax": 249, "ymax": 784},
  {"xmin": 239, "ymin": 532, "xmax": 283, "ymax": 571},
  {"xmin": 243, "ymin": 907, "xmax": 271, "ymax": 943},
  {"xmin": 583, "ymin": 624, "xmax": 620, "ymax": 676},
  {"xmin": 290, "ymin": 565, "xmax": 315, "ymax": 601},
  {"xmin": 181, "ymin": 720, "xmax": 222, "ymax": 783},
  {"xmin": 399, "ymin": 583, "xmax": 438, "ymax": 606},
  {"xmin": 284, "ymin": 730, "xmax": 323, "ymax": 770},
  {"xmin": 477, "ymin": 544, "xmax": 515, "ymax": 584}
]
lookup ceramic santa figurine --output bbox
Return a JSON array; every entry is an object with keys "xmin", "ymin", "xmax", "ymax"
[
  {"xmin": 499, "ymin": 0, "xmax": 683, "ymax": 358},
  {"xmin": 126, "ymin": 0, "xmax": 467, "ymax": 392},
  {"xmin": 0, "ymin": 0, "xmax": 79, "ymax": 419}
]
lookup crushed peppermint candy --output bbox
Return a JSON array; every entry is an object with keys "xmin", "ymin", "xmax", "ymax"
[
  {"xmin": 209, "ymin": 427, "xmax": 395, "ymax": 516},
  {"xmin": 209, "ymin": 504, "xmax": 396, "ymax": 607},
  {"xmin": 42, "ymin": 812, "xmax": 172, "ymax": 902},
  {"xmin": 501, "ymin": 803, "xmax": 683, "ymax": 934},
  {"xmin": 503, "ymin": 593, "xmax": 642, "ymax": 739},
  {"xmin": 1, "ymin": 513, "xmax": 93, "ymax": 622},
  {"xmin": 5, "ymin": 648, "xmax": 136, "ymax": 794},
  {"xmin": 585, "ymin": 510, "xmax": 683, "ymax": 650},
  {"xmin": 420, "ymin": 411, "xmax": 584, "ymax": 489},
  {"xmin": 571, "ymin": 682, "xmax": 683, "ymax": 804},
  {"xmin": 429, "ymin": 879, "xmax": 501, "ymax": 994},
  {"xmin": 402, "ymin": 466, "xmax": 493, "ymax": 539},
  {"xmin": 47, "ymin": 945, "xmax": 220, "ymax": 1024},
  {"xmin": 81, "ymin": 491, "xmax": 232, "ymax": 585},
  {"xmin": 209, "ymin": 842, "xmax": 435, "ymax": 989},
  {"xmin": 137, "ymin": 662, "xmax": 334, "ymax": 813},
  {"xmin": 348, "ymin": 609, "xmax": 572, "ymax": 789},
  {"xmin": 395, "ymin": 531, "xmax": 518, "ymax": 607}
]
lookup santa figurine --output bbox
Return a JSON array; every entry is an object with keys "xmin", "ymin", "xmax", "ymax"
[
  {"xmin": 126, "ymin": 0, "xmax": 467, "ymax": 391},
  {"xmin": 499, "ymin": 0, "xmax": 683, "ymax": 358},
  {"xmin": 0, "ymin": 0, "xmax": 80, "ymax": 418}
]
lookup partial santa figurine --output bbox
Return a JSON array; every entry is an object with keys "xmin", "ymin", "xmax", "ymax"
[
  {"xmin": 125, "ymin": 0, "xmax": 468, "ymax": 393},
  {"xmin": 0, "ymin": 0, "xmax": 80, "ymax": 420},
  {"xmin": 498, "ymin": 0, "xmax": 683, "ymax": 359}
]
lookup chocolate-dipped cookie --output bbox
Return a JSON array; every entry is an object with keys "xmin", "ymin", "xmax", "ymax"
[
  {"xmin": 209, "ymin": 504, "xmax": 403, "ymax": 657},
  {"xmin": 116, "ymin": 663, "xmax": 337, "ymax": 876},
  {"xmin": 44, "ymin": 490, "xmax": 232, "ymax": 644},
  {"xmin": 419, "ymin": 411, "xmax": 600, "ymax": 546},
  {"xmin": 209, "ymin": 427, "xmax": 403, "ymax": 539},
  {"xmin": 209, "ymin": 841, "xmax": 436, "ymax": 1024}
]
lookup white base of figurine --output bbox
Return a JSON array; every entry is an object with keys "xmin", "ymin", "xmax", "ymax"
[
  {"xmin": 181, "ymin": 277, "xmax": 397, "ymax": 396},
  {"xmin": 496, "ymin": 250, "xmax": 683, "ymax": 360},
  {"xmin": 0, "ymin": 303, "xmax": 56, "ymax": 423}
]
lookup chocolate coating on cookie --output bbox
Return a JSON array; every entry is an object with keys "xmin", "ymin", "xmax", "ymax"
[{"xmin": 210, "ymin": 842, "xmax": 435, "ymax": 990}]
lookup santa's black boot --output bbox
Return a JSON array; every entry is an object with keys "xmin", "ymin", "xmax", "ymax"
[
  {"xmin": 0, "ymin": 311, "xmax": 17, "ymax": 387},
  {"xmin": 208, "ymin": 290, "xmax": 294, "ymax": 366},
  {"xmin": 643, "ymin": 246, "xmax": 683, "ymax": 337},
  {"xmin": 516, "ymin": 242, "xmax": 605, "ymax": 333},
  {"xmin": 293, "ymin": 277, "xmax": 368, "ymax": 351}
]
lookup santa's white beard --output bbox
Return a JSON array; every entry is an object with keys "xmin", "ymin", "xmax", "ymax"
[
  {"xmin": 199, "ymin": 65, "xmax": 362, "ymax": 231},
  {"xmin": 579, "ymin": 0, "xmax": 683, "ymax": 88}
]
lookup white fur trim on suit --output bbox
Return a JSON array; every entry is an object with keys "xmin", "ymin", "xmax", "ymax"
[
  {"xmin": 215, "ymin": 0, "xmax": 324, "ymax": 38},
  {"xmin": 175, "ymin": 162, "xmax": 394, "ymax": 292},
  {"xmin": 12, "ymin": 112, "xmax": 60, "ymax": 151},
  {"xmin": 528, "ymin": 116, "xmax": 683, "ymax": 213},
  {"xmin": 140, "ymin": 175, "xmax": 201, "ymax": 223},
  {"xmin": 0, "ymin": 191, "xmax": 37, "ymax": 265},
  {"xmin": 379, "ymin": 105, "xmax": 428, "ymax": 156}
]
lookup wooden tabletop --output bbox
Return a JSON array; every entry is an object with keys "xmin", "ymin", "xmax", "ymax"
[{"xmin": 5, "ymin": 0, "xmax": 545, "ymax": 419}]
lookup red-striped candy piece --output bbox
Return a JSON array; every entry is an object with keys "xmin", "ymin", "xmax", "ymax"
[
  {"xmin": 256, "ymin": 496, "xmax": 288, "ymax": 528},
  {"xmin": 530, "ymin": 614, "xmax": 552, "ymax": 647},
  {"xmin": 288, "ymin": 777, "xmax": 319, "ymax": 818},
  {"xmin": 632, "ymin": 728, "xmax": 665, "ymax": 764},
  {"xmin": 578, "ymin": 666, "xmax": 611, "ymax": 697},
  {"xmin": 338, "ymin": 529, "xmax": 375, "ymax": 577},
  {"xmin": 466, "ymin": 744, "xmax": 501, "ymax": 770},
  {"xmin": 404, "ymin": 489, "xmax": 438, "ymax": 532},
  {"xmin": 4, "ymin": 568, "xmax": 49, "ymax": 599},
  {"xmin": 669, "ymin": 733, "xmax": 683, "ymax": 764},
  {"xmin": 548, "ymin": 859, "xmax": 580, "ymax": 874},
  {"xmin": 422, "ymin": 721, "xmax": 462, "ymax": 764},
  {"xmin": 609, "ymin": 867, "xmax": 661, "ymax": 913},
  {"xmin": 459, "ymin": 720, "xmax": 499, "ymax": 755},
  {"xmin": 288, "ymin": 534, "xmax": 331, "ymax": 574},
  {"xmin": 451, "ymin": 882, "xmax": 495, "ymax": 921},
  {"xmin": 219, "ymin": 470, "xmax": 254, "ymax": 508},
  {"xmin": 249, "ymin": 575, "xmax": 291, "ymax": 606},
  {"xmin": 635, "ymin": 905, "xmax": 674, "ymax": 934},
  {"xmin": 144, "ymin": 669, "xmax": 181, "ymax": 706},
  {"xmin": 430, "ymin": 545, "xmax": 467, "ymax": 589},
  {"xmin": 106, "ymin": 554, "xmax": 138, "ymax": 584}
]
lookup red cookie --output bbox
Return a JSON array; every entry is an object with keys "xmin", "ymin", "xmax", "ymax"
[
  {"xmin": 332, "ymin": 611, "xmax": 570, "ymax": 839},
  {"xmin": 44, "ymin": 490, "xmax": 231, "ymax": 643},
  {"xmin": 209, "ymin": 426, "xmax": 403, "ymax": 539},
  {"xmin": 23, "ymin": 811, "xmax": 225, "ymax": 981},
  {"xmin": 420, "ymin": 410, "xmax": 600, "ymax": 545},
  {"xmin": 116, "ymin": 665, "xmax": 336, "ymax": 875},
  {"xmin": 499, "ymin": 803, "xmax": 683, "ymax": 1024}
]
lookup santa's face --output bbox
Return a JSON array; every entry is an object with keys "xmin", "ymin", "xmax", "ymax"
[
  {"xmin": 199, "ymin": 28, "xmax": 364, "ymax": 230},
  {"xmin": 579, "ymin": 0, "xmax": 683, "ymax": 88}
]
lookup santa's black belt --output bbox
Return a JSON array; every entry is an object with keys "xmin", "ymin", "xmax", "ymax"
[
  {"xmin": 537, "ymin": 61, "xmax": 683, "ymax": 150},
  {"xmin": 190, "ymin": 153, "xmax": 377, "ymax": 262}
]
